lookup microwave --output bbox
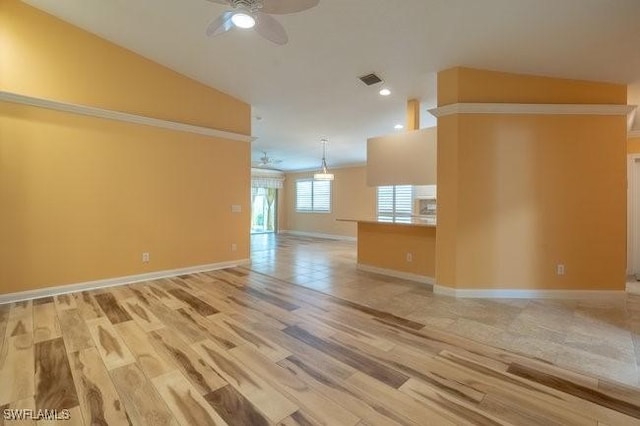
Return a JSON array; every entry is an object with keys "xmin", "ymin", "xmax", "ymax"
[{"xmin": 415, "ymin": 197, "xmax": 436, "ymax": 217}]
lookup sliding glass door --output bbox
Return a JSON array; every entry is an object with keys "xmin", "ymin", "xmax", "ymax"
[{"xmin": 251, "ymin": 187, "xmax": 277, "ymax": 234}]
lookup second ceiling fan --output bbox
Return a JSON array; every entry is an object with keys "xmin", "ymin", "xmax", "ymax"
[{"xmin": 206, "ymin": 0, "xmax": 319, "ymax": 45}]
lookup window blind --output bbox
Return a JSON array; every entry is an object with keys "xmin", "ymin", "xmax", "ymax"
[
  {"xmin": 296, "ymin": 179, "xmax": 331, "ymax": 213},
  {"xmin": 377, "ymin": 185, "xmax": 413, "ymax": 216}
]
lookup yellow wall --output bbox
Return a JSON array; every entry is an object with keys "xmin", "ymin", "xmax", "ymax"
[
  {"xmin": 437, "ymin": 67, "xmax": 627, "ymax": 290},
  {"xmin": 282, "ymin": 167, "xmax": 376, "ymax": 238},
  {"xmin": 438, "ymin": 67, "xmax": 627, "ymax": 106},
  {"xmin": 358, "ymin": 223, "xmax": 436, "ymax": 278},
  {"xmin": 0, "ymin": 1, "xmax": 251, "ymax": 293},
  {"xmin": 0, "ymin": 0, "xmax": 250, "ymax": 134},
  {"xmin": 434, "ymin": 115, "xmax": 459, "ymax": 286},
  {"xmin": 366, "ymin": 127, "xmax": 437, "ymax": 186},
  {"xmin": 629, "ymin": 137, "xmax": 640, "ymax": 154}
]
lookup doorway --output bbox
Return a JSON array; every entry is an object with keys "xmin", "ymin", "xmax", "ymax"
[
  {"xmin": 251, "ymin": 187, "xmax": 277, "ymax": 234},
  {"xmin": 631, "ymin": 157, "xmax": 640, "ymax": 277}
]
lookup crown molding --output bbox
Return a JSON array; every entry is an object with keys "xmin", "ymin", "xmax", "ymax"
[
  {"xmin": 251, "ymin": 167, "xmax": 285, "ymax": 177},
  {"xmin": 428, "ymin": 102, "xmax": 636, "ymax": 118},
  {"xmin": 286, "ymin": 162, "xmax": 367, "ymax": 174},
  {"xmin": 0, "ymin": 90, "xmax": 254, "ymax": 143}
]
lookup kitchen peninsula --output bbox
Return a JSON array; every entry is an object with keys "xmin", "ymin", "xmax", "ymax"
[{"xmin": 338, "ymin": 217, "xmax": 436, "ymax": 284}]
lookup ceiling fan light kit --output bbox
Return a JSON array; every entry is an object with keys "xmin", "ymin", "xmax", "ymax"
[
  {"xmin": 206, "ymin": 0, "xmax": 319, "ymax": 45},
  {"xmin": 231, "ymin": 12, "xmax": 256, "ymax": 29},
  {"xmin": 314, "ymin": 139, "xmax": 334, "ymax": 181}
]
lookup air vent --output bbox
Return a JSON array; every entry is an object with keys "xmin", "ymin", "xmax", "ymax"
[{"xmin": 359, "ymin": 73, "xmax": 383, "ymax": 86}]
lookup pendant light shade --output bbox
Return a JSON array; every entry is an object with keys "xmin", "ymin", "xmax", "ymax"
[{"xmin": 314, "ymin": 139, "xmax": 334, "ymax": 181}]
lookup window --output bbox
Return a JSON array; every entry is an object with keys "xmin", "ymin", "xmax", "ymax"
[
  {"xmin": 377, "ymin": 185, "xmax": 413, "ymax": 217},
  {"xmin": 296, "ymin": 179, "xmax": 331, "ymax": 213}
]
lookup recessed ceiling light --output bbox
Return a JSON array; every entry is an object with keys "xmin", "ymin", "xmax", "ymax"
[
  {"xmin": 231, "ymin": 12, "xmax": 256, "ymax": 29},
  {"xmin": 379, "ymin": 88, "xmax": 391, "ymax": 96},
  {"xmin": 394, "ymin": 124, "xmax": 404, "ymax": 130}
]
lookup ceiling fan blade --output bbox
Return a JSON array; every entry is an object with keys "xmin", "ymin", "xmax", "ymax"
[
  {"xmin": 261, "ymin": 0, "xmax": 319, "ymax": 15},
  {"xmin": 206, "ymin": 11, "xmax": 234, "ymax": 37},
  {"xmin": 254, "ymin": 12, "xmax": 288, "ymax": 45}
]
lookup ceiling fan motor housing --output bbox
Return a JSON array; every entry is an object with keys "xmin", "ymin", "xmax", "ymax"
[{"xmin": 231, "ymin": 0, "xmax": 263, "ymax": 12}]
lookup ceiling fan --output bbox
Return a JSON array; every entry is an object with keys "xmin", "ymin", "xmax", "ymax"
[
  {"xmin": 253, "ymin": 151, "xmax": 283, "ymax": 168},
  {"xmin": 205, "ymin": 0, "xmax": 319, "ymax": 45}
]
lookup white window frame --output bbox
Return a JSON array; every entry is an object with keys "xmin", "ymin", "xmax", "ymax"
[{"xmin": 296, "ymin": 179, "xmax": 332, "ymax": 213}]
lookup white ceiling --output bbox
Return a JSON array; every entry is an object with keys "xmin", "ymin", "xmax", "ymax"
[{"xmin": 22, "ymin": 0, "xmax": 640, "ymax": 171}]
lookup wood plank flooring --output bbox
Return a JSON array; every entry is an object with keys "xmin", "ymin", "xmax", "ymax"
[{"xmin": 1, "ymin": 267, "xmax": 640, "ymax": 425}]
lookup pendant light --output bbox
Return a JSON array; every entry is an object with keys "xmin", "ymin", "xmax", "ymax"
[{"xmin": 314, "ymin": 139, "xmax": 334, "ymax": 181}]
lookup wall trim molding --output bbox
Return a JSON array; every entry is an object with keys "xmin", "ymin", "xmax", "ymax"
[
  {"xmin": 278, "ymin": 230, "xmax": 357, "ymax": 242},
  {"xmin": 357, "ymin": 264, "xmax": 434, "ymax": 286},
  {"xmin": 286, "ymin": 162, "xmax": 367, "ymax": 174},
  {"xmin": 630, "ymin": 129, "xmax": 640, "ymax": 139},
  {"xmin": 0, "ymin": 90, "xmax": 254, "ymax": 143},
  {"xmin": 627, "ymin": 281, "xmax": 640, "ymax": 295},
  {"xmin": 433, "ymin": 284, "xmax": 625, "ymax": 299},
  {"xmin": 428, "ymin": 102, "xmax": 636, "ymax": 118},
  {"xmin": 0, "ymin": 259, "xmax": 250, "ymax": 305}
]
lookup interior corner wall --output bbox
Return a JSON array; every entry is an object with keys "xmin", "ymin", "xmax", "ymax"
[
  {"xmin": 436, "ymin": 67, "xmax": 628, "ymax": 291},
  {"xmin": 282, "ymin": 167, "xmax": 376, "ymax": 238},
  {"xmin": 0, "ymin": 0, "xmax": 251, "ymax": 294},
  {"xmin": 435, "ymin": 115, "xmax": 459, "ymax": 287}
]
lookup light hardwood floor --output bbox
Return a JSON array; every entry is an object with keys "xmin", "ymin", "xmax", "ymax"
[
  {"xmin": 1, "ymin": 236, "xmax": 639, "ymax": 425},
  {"xmin": 252, "ymin": 234, "xmax": 640, "ymax": 387}
]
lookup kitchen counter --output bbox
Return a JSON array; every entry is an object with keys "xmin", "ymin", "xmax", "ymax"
[
  {"xmin": 339, "ymin": 217, "xmax": 436, "ymax": 284},
  {"xmin": 337, "ymin": 216, "xmax": 436, "ymax": 227}
]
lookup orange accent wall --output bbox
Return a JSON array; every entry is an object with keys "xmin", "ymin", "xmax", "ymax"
[
  {"xmin": 438, "ymin": 67, "xmax": 627, "ymax": 106},
  {"xmin": 406, "ymin": 99, "xmax": 420, "ymax": 131},
  {"xmin": 434, "ymin": 115, "xmax": 459, "ymax": 286},
  {"xmin": 0, "ymin": 1, "xmax": 251, "ymax": 294},
  {"xmin": 436, "ymin": 67, "xmax": 627, "ymax": 291},
  {"xmin": 282, "ymin": 167, "xmax": 376, "ymax": 238},
  {"xmin": 629, "ymin": 137, "xmax": 640, "ymax": 154},
  {"xmin": 0, "ymin": 0, "xmax": 250, "ymax": 134},
  {"xmin": 358, "ymin": 223, "xmax": 436, "ymax": 278}
]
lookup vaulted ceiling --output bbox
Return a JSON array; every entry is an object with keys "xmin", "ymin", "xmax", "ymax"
[{"xmin": 22, "ymin": 0, "xmax": 640, "ymax": 170}]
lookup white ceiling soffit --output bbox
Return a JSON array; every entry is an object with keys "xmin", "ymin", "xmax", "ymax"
[{"xmin": 21, "ymin": 0, "xmax": 640, "ymax": 170}]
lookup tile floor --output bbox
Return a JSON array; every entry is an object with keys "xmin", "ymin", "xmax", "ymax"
[{"xmin": 250, "ymin": 233, "xmax": 640, "ymax": 387}]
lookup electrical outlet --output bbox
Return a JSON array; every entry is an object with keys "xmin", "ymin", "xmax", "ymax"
[
  {"xmin": 142, "ymin": 252, "xmax": 150, "ymax": 263},
  {"xmin": 556, "ymin": 264, "xmax": 565, "ymax": 275},
  {"xmin": 231, "ymin": 243, "xmax": 237, "ymax": 252},
  {"xmin": 406, "ymin": 253, "xmax": 413, "ymax": 263}
]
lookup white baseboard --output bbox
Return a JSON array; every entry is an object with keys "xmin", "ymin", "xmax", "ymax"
[
  {"xmin": 279, "ymin": 230, "xmax": 357, "ymax": 242},
  {"xmin": 626, "ymin": 280, "xmax": 640, "ymax": 295},
  {"xmin": 433, "ymin": 284, "xmax": 625, "ymax": 299},
  {"xmin": 357, "ymin": 263, "xmax": 434, "ymax": 285},
  {"xmin": 0, "ymin": 259, "xmax": 251, "ymax": 305}
]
